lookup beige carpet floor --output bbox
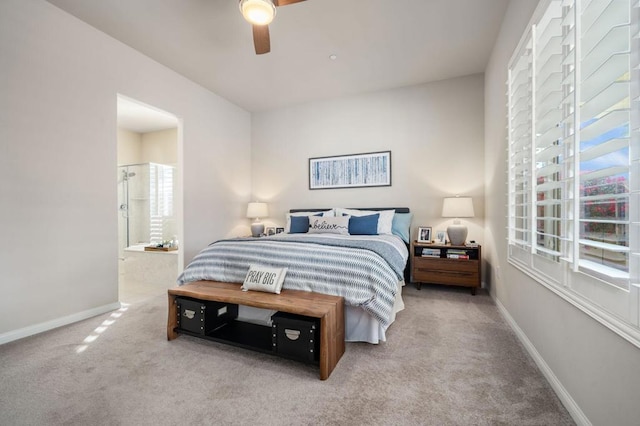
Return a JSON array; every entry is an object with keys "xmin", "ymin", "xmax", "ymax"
[{"xmin": 0, "ymin": 284, "xmax": 574, "ymax": 425}]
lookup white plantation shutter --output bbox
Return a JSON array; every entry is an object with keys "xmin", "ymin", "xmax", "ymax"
[
  {"xmin": 507, "ymin": 0, "xmax": 640, "ymax": 343},
  {"xmin": 508, "ymin": 33, "xmax": 534, "ymax": 263},
  {"xmin": 534, "ymin": 2, "xmax": 564, "ymax": 262},
  {"xmin": 560, "ymin": 0, "xmax": 578, "ymax": 269},
  {"xmin": 149, "ymin": 163, "xmax": 175, "ymax": 244},
  {"xmin": 576, "ymin": 0, "xmax": 634, "ymax": 288}
]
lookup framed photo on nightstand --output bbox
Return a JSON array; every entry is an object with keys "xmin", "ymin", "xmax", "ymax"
[{"xmin": 417, "ymin": 226, "xmax": 432, "ymax": 243}]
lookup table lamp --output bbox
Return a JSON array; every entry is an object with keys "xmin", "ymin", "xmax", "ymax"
[
  {"xmin": 442, "ymin": 196, "xmax": 474, "ymax": 245},
  {"xmin": 247, "ymin": 202, "xmax": 269, "ymax": 237}
]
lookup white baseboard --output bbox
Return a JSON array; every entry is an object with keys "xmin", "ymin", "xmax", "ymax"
[
  {"xmin": 0, "ymin": 302, "xmax": 122, "ymax": 345},
  {"xmin": 493, "ymin": 297, "xmax": 591, "ymax": 426}
]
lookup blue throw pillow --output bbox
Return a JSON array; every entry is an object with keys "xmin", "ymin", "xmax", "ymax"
[
  {"xmin": 289, "ymin": 215, "xmax": 311, "ymax": 233},
  {"xmin": 348, "ymin": 213, "xmax": 380, "ymax": 235},
  {"xmin": 391, "ymin": 212, "xmax": 413, "ymax": 243},
  {"xmin": 289, "ymin": 213, "xmax": 322, "ymax": 233}
]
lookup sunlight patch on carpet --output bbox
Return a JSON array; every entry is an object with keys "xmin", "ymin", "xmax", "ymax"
[{"xmin": 75, "ymin": 304, "xmax": 130, "ymax": 354}]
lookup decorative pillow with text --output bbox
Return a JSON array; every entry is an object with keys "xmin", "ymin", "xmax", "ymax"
[
  {"xmin": 242, "ymin": 265, "xmax": 287, "ymax": 294},
  {"xmin": 284, "ymin": 210, "xmax": 333, "ymax": 232},
  {"xmin": 308, "ymin": 216, "xmax": 350, "ymax": 234}
]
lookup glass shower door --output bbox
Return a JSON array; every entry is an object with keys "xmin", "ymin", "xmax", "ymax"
[{"xmin": 118, "ymin": 164, "xmax": 150, "ymax": 255}]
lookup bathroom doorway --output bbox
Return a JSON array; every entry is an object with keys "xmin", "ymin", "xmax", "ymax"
[{"xmin": 116, "ymin": 95, "xmax": 182, "ymax": 304}]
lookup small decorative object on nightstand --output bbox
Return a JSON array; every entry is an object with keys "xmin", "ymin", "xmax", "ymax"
[
  {"xmin": 417, "ymin": 226, "xmax": 432, "ymax": 243},
  {"xmin": 410, "ymin": 241, "xmax": 481, "ymax": 295}
]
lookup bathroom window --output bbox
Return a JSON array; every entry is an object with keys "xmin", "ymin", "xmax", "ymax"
[{"xmin": 149, "ymin": 164, "xmax": 175, "ymax": 244}]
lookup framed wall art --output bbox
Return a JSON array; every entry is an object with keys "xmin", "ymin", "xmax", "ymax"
[{"xmin": 309, "ymin": 151, "xmax": 391, "ymax": 190}]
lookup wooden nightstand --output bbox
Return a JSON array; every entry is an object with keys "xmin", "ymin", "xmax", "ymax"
[{"xmin": 410, "ymin": 241, "xmax": 481, "ymax": 295}]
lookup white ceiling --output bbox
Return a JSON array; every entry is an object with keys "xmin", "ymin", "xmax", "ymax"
[
  {"xmin": 117, "ymin": 97, "xmax": 179, "ymax": 133},
  {"xmin": 47, "ymin": 0, "xmax": 509, "ymax": 113}
]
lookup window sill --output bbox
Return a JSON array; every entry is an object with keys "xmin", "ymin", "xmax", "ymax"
[{"xmin": 508, "ymin": 257, "xmax": 640, "ymax": 349}]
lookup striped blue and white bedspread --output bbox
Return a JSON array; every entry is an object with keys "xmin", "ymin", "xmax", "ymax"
[{"xmin": 177, "ymin": 234, "xmax": 409, "ymax": 329}]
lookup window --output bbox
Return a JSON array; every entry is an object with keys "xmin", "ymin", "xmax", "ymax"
[
  {"xmin": 149, "ymin": 163, "xmax": 175, "ymax": 244},
  {"xmin": 507, "ymin": 0, "xmax": 640, "ymax": 345}
]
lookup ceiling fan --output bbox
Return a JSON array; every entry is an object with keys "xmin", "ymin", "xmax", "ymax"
[{"xmin": 239, "ymin": 0, "xmax": 307, "ymax": 55}]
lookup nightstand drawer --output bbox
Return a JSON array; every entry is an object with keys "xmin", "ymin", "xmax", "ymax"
[
  {"xmin": 413, "ymin": 257, "xmax": 478, "ymax": 273},
  {"xmin": 413, "ymin": 267, "xmax": 478, "ymax": 286}
]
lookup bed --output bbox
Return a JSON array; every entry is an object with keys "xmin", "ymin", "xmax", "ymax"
[{"xmin": 177, "ymin": 207, "xmax": 411, "ymax": 343}]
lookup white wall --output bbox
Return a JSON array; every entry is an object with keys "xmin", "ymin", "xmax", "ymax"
[
  {"xmin": 484, "ymin": 1, "xmax": 640, "ymax": 425},
  {"xmin": 251, "ymin": 74, "xmax": 485, "ymax": 244},
  {"xmin": 0, "ymin": 0, "xmax": 251, "ymax": 340}
]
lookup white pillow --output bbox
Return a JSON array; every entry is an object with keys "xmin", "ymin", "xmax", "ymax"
[
  {"xmin": 284, "ymin": 210, "xmax": 333, "ymax": 232},
  {"xmin": 335, "ymin": 208, "xmax": 395, "ymax": 234},
  {"xmin": 308, "ymin": 216, "xmax": 350, "ymax": 234},
  {"xmin": 242, "ymin": 265, "xmax": 287, "ymax": 294}
]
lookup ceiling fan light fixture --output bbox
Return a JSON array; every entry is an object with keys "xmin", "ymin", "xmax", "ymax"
[{"xmin": 240, "ymin": 0, "xmax": 276, "ymax": 26}]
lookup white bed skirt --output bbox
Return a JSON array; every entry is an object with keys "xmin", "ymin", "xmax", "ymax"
[
  {"xmin": 345, "ymin": 280, "xmax": 405, "ymax": 344},
  {"xmin": 236, "ymin": 281, "xmax": 405, "ymax": 345}
]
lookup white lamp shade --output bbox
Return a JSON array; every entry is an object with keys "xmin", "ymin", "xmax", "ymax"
[
  {"xmin": 442, "ymin": 197, "xmax": 475, "ymax": 218},
  {"xmin": 239, "ymin": 0, "xmax": 276, "ymax": 25},
  {"xmin": 246, "ymin": 202, "xmax": 268, "ymax": 219}
]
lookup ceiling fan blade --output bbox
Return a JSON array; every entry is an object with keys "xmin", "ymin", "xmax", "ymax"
[
  {"xmin": 274, "ymin": 0, "xmax": 306, "ymax": 6},
  {"xmin": 252, "ymin": 24, "xmax": 271, "ymax": 55}
]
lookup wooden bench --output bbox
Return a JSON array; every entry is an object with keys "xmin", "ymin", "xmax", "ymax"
[{"xmin": 167, "ymin": 281, "xmax": 345, "ymax": 380}]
